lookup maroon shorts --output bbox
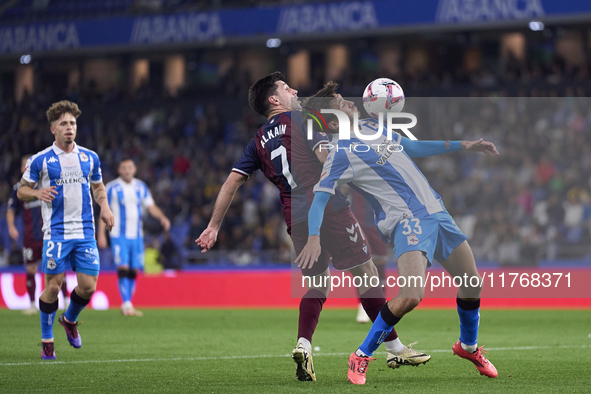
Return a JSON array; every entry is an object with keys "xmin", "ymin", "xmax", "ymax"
[
  {"xmin": 23, "ymin": 241, "xmax": 43, "ymax": 265},
  {"xmin": 361, "ymin": 223, "xmax": 389, "ymax": 257},
  {"xmin": 290, "ymin": 206, "xmax": 373, "ymax": 277}
]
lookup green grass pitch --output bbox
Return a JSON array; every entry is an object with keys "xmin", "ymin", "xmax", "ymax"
[{"xmin": 1, "ymin": 308, "xmax": 590, "ymax": 393}]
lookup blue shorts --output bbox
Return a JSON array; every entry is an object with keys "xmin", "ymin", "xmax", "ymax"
[
  {"xmin": 111, "ymin": 238, "xmax": 144, "ymax": 270},
  {"xmin": 391, "ymin": 211, "xmax": 468, "ymax": 266},
  {"xmin": 42, "ymin": 239, "xmax": 100, "ymax": 276}
]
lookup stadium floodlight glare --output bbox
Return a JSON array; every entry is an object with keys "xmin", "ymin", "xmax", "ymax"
[
  {"xmin": 529, "ymin": 21, "xmax": 544, "ymax": 31},
  {"xmin": 266, "ymin": 38, "xmax": 282, "ymax": 48},
  {"xmin": 20, "ymin": 54, "xmax": 31, "ymax": 64}
]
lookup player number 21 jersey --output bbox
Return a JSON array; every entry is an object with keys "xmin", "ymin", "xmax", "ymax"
[{"xmin": 22, "ymin": 143, "xmax": 103, "ymax": 241}]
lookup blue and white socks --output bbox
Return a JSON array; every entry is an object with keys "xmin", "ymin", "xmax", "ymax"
[
  {"xmin": 457, "ymin": 298, "xmax": 480, "ymax": 353},
  {"xmin": 357, "ymin": 303, "xmax": 401, "ymax": 357}
]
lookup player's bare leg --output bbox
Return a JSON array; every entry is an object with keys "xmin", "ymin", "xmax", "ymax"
[
  {"xmin": 60, "ymin": 275, "xmax": 69, "ymax": 310},
  {"xmin": 384, "ymin": 251, "xmax": 430, "ymax": 369},
  {"xmin": 39, "ymin": 272, "xmax": 65, "ymax": 359},
  {"xmin": 350, "ymin": 258, "xmax": 430, "ymax": 369},
  {"xmin": 293, "ymin": 267, "xmax": 330, "ymax": 382},
  {"xmin": 23, "ymin": 263, "xmax": 38, "ymax": 315},
  {"xmin": 355, "ymin": 255, "xmax": 386, "ymax": 323},
  {"xmin": 348, "ymin": 251, "xmax": 429, "ymax": 383},
  {"xmin": 440, "ymin": 241, "xmax": 497, "ymax": 378},
  {"xmin": 59, "ymin": 272, "xmax": 96, "ymax": 349},
  {"xmin": 119, "ymin": 265, "xmax": 143, "ymax": 316}
]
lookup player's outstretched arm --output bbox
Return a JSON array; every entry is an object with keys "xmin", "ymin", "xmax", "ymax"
[
  {"xmin": 91, "ymin": 182, "xmax": 115, "ymax": 232},
  {"xmin": 17, "ymin": 179, "xmax": 57, "ymax": 202},
  {"xmin": 196, "ymin": 171, "xmax": 247, "ymax": 253},
  {"xmin": 295, "ymin": 192, "xmax": 331, "ymax": 270},
  {"xmin": 400, "ymin": 137, "xmax": 499, "ymax": 157},
  {"xmin": 461, "ymin": 138, "xmax": 499, "ymax": 156},
  {"xmin": 147, "ymin": 205, "xmax": 171, "ymax": 232}
]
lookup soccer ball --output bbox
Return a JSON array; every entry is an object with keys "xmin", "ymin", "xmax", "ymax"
[{"xmin": 362, "ymin": 78, "xmax": 405, "ymax": 119}]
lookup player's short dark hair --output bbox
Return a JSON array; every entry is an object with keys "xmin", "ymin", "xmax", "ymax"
[
  {"xmin": 119, "ymin": 157, "xmax": 135, "ymax": 165},
  {"xmin": 46, "ymin": 100, "xmax": 82, "ymax": 124},
  {"xmin": 248, "ymin": 71, "xmax": 286, "ymax": 117},
  {"xmin": 303, "ymin": 81, "xmax": 340, "ymax": 133}
]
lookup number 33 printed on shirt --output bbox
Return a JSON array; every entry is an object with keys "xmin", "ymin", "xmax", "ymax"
[{"xmin": 399, "ymin": 218, "xmax": 422, "ymax": 235}]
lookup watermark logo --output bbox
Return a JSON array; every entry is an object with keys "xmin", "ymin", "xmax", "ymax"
[
  {"xmin": 302, "ymin": 107, "xmax": 328, "ymax": 135},
  {"xmin": 305, "ymin": 108, "xmax": 418, "ymax": 141}
]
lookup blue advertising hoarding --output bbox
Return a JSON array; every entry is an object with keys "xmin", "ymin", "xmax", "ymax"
[{"xmin": 0, "ymin": 0, "xmax": 590, "ymax": 56}]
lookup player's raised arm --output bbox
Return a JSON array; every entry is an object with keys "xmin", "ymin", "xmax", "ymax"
[
  {"xmin": 461, "ymin": 138, "xmax": 499, "ymax": 156},
  {"xmin": 399, "ymin": 137, "xmax": 499, "ymax": 157},
  {"xmin": 91, "ymin": 182, "xmax": 114, "ymax": 232},
  {"xmin": 196, "ymin": 171, "xmax": 247, "ymax": 253}
]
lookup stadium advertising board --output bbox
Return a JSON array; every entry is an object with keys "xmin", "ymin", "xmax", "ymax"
[{"xmin": 2, "ymin": 0, "xmax": 591, "ymax": 55}]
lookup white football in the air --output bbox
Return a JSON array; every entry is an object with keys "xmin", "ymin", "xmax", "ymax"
[{"xmin": 362, "ymin": 78, "xmax": 405, "ymax": 119}]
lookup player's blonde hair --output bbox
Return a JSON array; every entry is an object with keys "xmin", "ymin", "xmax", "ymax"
[{"xmin": 46, "ymin": 100, "xmax": 82, "ymax": 124}]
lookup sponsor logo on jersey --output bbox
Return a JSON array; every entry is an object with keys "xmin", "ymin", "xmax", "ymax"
[
  {"xmin": 48, "ymin": 157, "xmax": 58, "ymax": 164},
  {"xmin": 56, "ymin": 170, "xmax": 87, "ymax": 185},
  {"xmin": 407, "ymin": 233, "xmax": 419, "ymax": 246}
]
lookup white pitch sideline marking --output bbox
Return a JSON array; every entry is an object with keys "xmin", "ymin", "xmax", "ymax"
[{"xmin": 1, "ymin": 344, "xmax": 588, "ymax": 367}]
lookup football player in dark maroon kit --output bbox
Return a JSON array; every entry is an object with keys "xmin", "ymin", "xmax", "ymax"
[
  {"xmin": 196, "ymin": 73, "xmax": 429, "ymax": 382},
  {"xmin": 6, "ymin": 155, "xmax": 69, "ymax": 315}
]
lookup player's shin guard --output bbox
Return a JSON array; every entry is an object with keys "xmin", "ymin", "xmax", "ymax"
[
  {"xmin": 118, "ymin": 269, "xmax": 131, "ymax": 303},
  {"xmin": 39, "ymin": 299, "xmax": 58, "ymax": 340},
  {"xmin": 457, "ymin": 298, "xmax": 480, "ymax": 347},
  {"xmin": 127, "ymin": 270, "xmax": 137, "ymax": 301},
  {"xmin": 26, "ymin": 273, "xmax": 36, "ymax": 302},
  {"xmin": 359, "ymin": 287, "xmax": 398, "ymax": 340},
  {"xmin": 64, "ymin": 289, "xmax": 90, "ymax": 323},
  {"xmin": 297, "ymin": 289, "xmax": 326, "ymax": 343},
  {"xmin": 359, "ymin": 303, "xmax": 401, "ymax": 357}
]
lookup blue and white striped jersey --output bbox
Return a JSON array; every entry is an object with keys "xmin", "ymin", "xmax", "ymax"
[
  {"xmin": 314, "ymin": 119, "xmax": 444, "ymax": 241},
  {"xmin": 22, "ymin": 143, "xmax": 103, "ymax": 241},
  {"xmin": 105, "ymin": 178, "xmax": 154, "ymax": 240}
]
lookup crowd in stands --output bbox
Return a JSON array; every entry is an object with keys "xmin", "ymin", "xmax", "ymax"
[{"xmin": 1, "ymin": 49, "xmax": 590, "ymax": 268}]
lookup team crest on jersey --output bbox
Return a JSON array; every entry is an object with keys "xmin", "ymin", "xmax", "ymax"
[
  {"xmin": 362, "ymin": 244, "xmax": 368, "ymax": 254},
  {"xmin": 407, "ymin": 233, "xmax": 419, "ymax": 246},
  {"xmin": 79, "ymin": 152, "xmax": 89, "ymax": 162},
  {"xmin": 47, "ymin": 258, "xmax": 56, "ymax": 270}
]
